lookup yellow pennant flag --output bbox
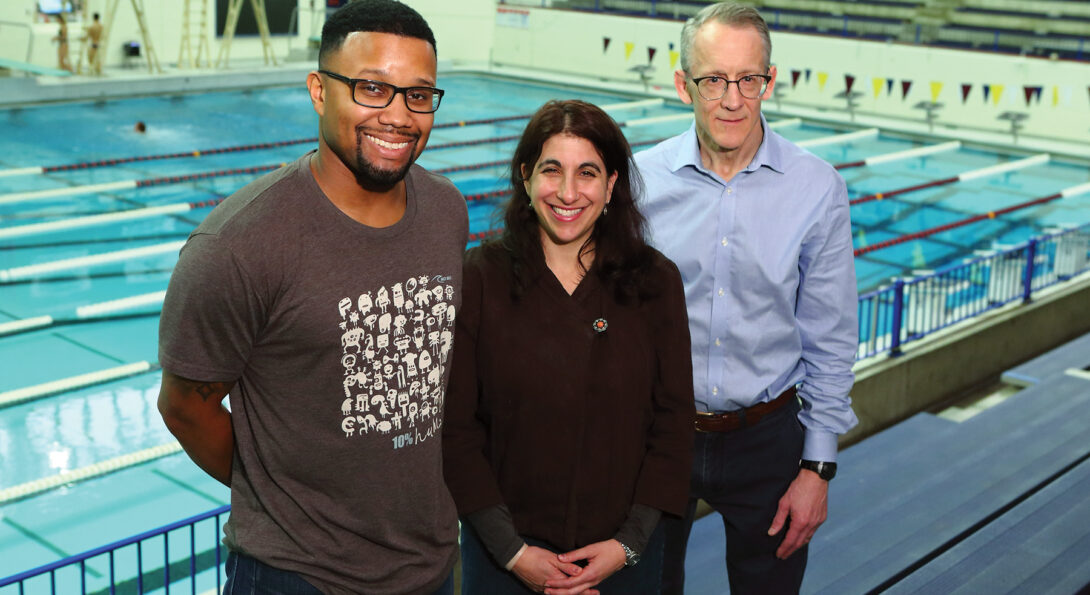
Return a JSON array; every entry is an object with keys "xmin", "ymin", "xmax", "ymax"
[
  {"xmin": 872, "ymin": 77, "xmax": 884, "ymax": 99},
  {"xmin": 930, "ymin": 81, "xmax": 943, "ymax": 103},
  {"xmin": 1052, "ymin": 85, "xmax": 1060, "ymax": 107},
  {"xmin": 669, "ymin": 50, "xmax": 679, "ymax": 70},
  {"xmin": 992, "ymin": 84, "xmax": 1004, "ymax": 105},
  {"xmin": 817, "ymin": 72, "xmax": 829, "ymax": 92},
  {"xmin": 624, "ymin": 41, "xmax": 635, "ymax": 61}
]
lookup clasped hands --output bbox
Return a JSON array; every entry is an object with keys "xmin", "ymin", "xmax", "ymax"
[{"xmin": 511, "ymin": 539, "xmax": 626, "ymax": 595}]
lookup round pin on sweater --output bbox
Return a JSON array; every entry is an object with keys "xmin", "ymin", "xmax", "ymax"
[{"xmin": 593, "ymin": 318, "xmax": 608, "ymax": 333}]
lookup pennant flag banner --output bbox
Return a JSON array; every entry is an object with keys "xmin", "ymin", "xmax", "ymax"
[
  {"xmin": 624, "ymin": 41, "xmax": 635, "ymax": 60},
  {"xmin": 930, "ymin": 81, "xmax": 943, "ymax": 103},
  {"xmin": 791, "ymin": 70, "xmax": 802, "ymax": 88},
  {"xmin": 805, "ymin": 69, "xmax": 812, "ymax": 83},
  {"xmin": 669, "ymin": 50, "xmax": 679, "ymax": 69},
  {"xmin": 872, "ymin": 77, "xmax": 884, "ymax": 99},
  {"xmin": 1023, "ymin": 86, "xmax": 1036, "ymax": 106},
  {"xmin": 817, "ymin": 72, "xmax": 829, "ymax": 92},
  {"xmin": 844, "ymin": 74, "xmax": 856, "ymax": 94},
  {"xmin": 668, "ymin": 42, "xmax": 675, "ymax": 51},
  {"xmin": 648, "ymin": 47, "xmax": 657, "ymax": 64},
  {"xmin": 992, "ymin": 84, "xmax": 1005, "ymax": 106},
  {"xmin": 983, "ymin": 84, "xmax": 991, "ymax": 103},
  {"xmin": 886, "ymin": 78, "xmax": 894, "ymax": 96},
  {"xmin": 1052, "ymin": 85, "xmax": 1059, "ymax": 107},
  {"xmin": 960, "ymin": 84, "xmax": 972, "ymax": 104},
  {"xmin": 901, "ymin": 80, "xmax": 912, "ymax": 100},
  {"xmin": 603, "ymin": 37, "xmax": 611, "ymax": 54},
  {"xmin": 1034, "ymin": 87, "xmax": 1043, "ymax": 103}
]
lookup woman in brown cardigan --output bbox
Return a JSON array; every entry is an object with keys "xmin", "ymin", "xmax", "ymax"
[{"xmin": 443, "ymin": 100, "xmax": 695, "ymax": 594}]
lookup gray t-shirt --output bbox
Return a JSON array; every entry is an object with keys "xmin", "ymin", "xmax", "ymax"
[{"xmin": 159, "ymin": 153, "xmax": 468, "ymax": 594}]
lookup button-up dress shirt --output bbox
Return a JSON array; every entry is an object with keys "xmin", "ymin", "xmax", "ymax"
[{"xmin": 635, "ymin": 116, "xmax": 858, "ymax": 461}]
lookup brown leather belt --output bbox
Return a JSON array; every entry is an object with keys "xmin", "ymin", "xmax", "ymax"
[{"xmin": 694, "ymin": 386, "xmax": 798, "ymax": 433}]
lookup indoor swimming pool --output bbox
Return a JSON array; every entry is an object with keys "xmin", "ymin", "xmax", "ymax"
[{"xmin": 1, "ymin": 71, "xmax": 1089, "ymax": 592}]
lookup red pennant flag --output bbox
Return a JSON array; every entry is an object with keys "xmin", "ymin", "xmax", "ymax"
[
  {"xmin": 1022, "ymin": 86, "xmax": 1032, "ymax": 105},
  {"xmin": 603, "ymin": 37, "xmax": 611, "ymax": 54},
  {"xmin": 961, "ymin": 84, "xmax": 972, "ymax": 104},
  {"xmin": 844, "ymin": 74, "xmax": 856, "ymax": 94},
  {"xmin": 791, "ymin": 69, "xmax": 801, "ymax": 88},
  {"xmin": 901, "ymin": 80, "xmax": 912, "ymax": 100},
  {"xmin": 647, "ymin": 47, "xmax": 657, "ymax": 64}
]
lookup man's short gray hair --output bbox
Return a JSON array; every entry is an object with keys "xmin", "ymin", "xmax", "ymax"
[{"xmin": 679, "ymin": 2, "xmax": 772, "ymax": 74}]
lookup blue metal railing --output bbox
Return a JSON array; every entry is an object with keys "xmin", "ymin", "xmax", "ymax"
[
  {"xmin": 857, "ymin": 224, "xmax": 1090, "ymax": 360},
  {"xmin": 0, "ymin": 505, "xmax": 230, "ymax": 595}
]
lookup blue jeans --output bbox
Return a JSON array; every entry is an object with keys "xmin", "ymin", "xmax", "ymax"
[
  {"xmin": 459, "ymin": 521, "xmax": 664, "ymax": 594},
  {"xmin": 224, "ymin": 551, "xmax": 454, "ymax": 595}
]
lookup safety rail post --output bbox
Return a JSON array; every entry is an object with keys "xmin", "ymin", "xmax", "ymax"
[
  {"xmin": 890, "ymin": 279, "xmax": 905, "ymax": 356},
  {"xmin": 1022, "ymin": 238, "xmax": 1037, "ymax": 303}
]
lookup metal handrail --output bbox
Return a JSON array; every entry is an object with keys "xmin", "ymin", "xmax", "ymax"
[{"xmin": 0, "ymin": 505, "xmax": 230, "ymax": 591}]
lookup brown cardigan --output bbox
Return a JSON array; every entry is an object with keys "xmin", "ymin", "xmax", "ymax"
[{"xmin": 443, "ymin": 242, "xmax": 695, "ymax": 550}]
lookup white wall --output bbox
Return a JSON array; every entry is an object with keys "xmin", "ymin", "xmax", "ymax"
[
  {"xmin": 405, "ymin": 0, "xmax": 494, "ymax": 67},
  {"xmin": 490, "ymin": 7, "xmax": 1089, "ymax": 146}
]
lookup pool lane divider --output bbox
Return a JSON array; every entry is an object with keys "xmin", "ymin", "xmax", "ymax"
[
  {"xmin": 0, "ymin": 440, "xmax": 183, "ymax": 505},
  {"xmin": 796, "ymin": 127, "xmax": 879, "ymax": 148},
  {"xmin": 849, "ymin": 153, "xmax": 1051, "ymax": 206},
  {"xmin": 854, "ymin": 179, "xmax": 1090, "ymax": 256},
  {"xmin": 0, "ymin": 198, "xmax": 225, "ymax": 240},
  {"xmin": 0, "ymin": 361, "xmax": 159, "ymax": 410},
  {"xmin": 0, "ymin": 99, "xmax": 667, "ymax": 179},
  {"xmin": 0, "ymin": 241, "xmax": 186, "ymax": 283},
  {"xmin": 0, "ymin": 291, "xmax": 167, "ymax": 337},
  {"xmin": 835, "ymin": 140, "xmax": 962, "ymax": 169}
]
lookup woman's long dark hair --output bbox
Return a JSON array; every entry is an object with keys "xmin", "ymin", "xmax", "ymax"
[{"xmin": 497, "ymin": 99, "xmax": 655, "ymax": 302}]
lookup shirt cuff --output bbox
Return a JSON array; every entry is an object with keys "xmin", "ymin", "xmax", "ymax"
[
  {"xmin": 801, "ymin": 429, "xmax": 839, "ymax": 462},
  {"xmin": 612, "ymin": 504, "xmax": 662, "ymax": 555},
  {"xmin": 505, "ymin": 543, "xmax": 529, "ymax": 571},
  {"xmin": 465, "ymin": 505, "xmax": 527, "ymax": 569}
]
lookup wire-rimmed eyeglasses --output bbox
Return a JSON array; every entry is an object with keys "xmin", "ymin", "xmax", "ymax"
[
  {"xmin": 318, "ymin": 69, "xmax": 445, "ymax": 113},
  {"xmin": 690, "ymin": 74, "xmax": 772, "ymax": 101}
]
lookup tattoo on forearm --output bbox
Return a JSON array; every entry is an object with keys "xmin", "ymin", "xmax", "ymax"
[{"xmin": 180, "ymin": 379, "xmax": 231, "ymax": 402}]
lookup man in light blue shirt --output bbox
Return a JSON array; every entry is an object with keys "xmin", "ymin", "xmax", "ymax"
[{"xmin": 635, "ymin": 3, "xmax": 858, "ymax": 593}]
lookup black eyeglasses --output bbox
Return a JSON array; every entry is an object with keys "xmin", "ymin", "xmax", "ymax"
[
  {"xmin": 318, "ymin": 69, "xmax": 445, "ymax": 113},
  {"xmin": 689, "ymin": 73, "xmax": 772, "ymax": 101}
]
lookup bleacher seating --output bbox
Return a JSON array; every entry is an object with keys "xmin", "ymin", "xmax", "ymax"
[
  {"xmin": 682, "ymin": 332, "xmax": 1090, "ymax": 594},
  {"xmin": 1001, "ymin": 332, "xmax": 1090, "ymax": 386},
  {"xmin": 569, "ymin": 0, "xmax": 1089, "ymax": 61}
]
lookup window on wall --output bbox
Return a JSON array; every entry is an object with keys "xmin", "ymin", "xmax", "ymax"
[{"xmin": 216, "ymin": 0, "xmax": 299, "ymax": 36}]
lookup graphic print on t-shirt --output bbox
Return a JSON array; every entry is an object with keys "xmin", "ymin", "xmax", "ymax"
[{"xmin": 338, "ymin": 274, "xmax": 455, "ymax": 450}]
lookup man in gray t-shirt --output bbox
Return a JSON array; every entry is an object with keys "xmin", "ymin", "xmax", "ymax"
[{"xmin": 157, "ymin": 2, "xmax": 467, "ymax": 593}]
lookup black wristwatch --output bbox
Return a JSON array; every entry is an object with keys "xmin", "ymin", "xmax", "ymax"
[
  {"xmin": 619, "ymin": 541, "xmax": 640, "ymax": 567},
  {"xmin": 799, "ymin": 459, "xmax": 837, "ymax": 481}
]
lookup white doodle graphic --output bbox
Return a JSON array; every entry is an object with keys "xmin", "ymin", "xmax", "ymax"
[{"xmin": 338, "ymin": 276, "xmax": 455, "ymax": 450}]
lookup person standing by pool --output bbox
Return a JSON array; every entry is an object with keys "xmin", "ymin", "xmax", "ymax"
[
  {"xmin": 84, "ymin": 12, "xmax": 103, "ymax": 75},
  {"xmin": 443, "ymin": 99, "xmax": 695, "ymax": 594},
  {"xmin": 635, "ymin": 3, "xmax": 859, "ymax": 593},
  {"xmin": 53, "ymin": 15, "xmax": 72, "ymax": 73},
  {"xmin": 157, "ymin": 1, "xmax": 466, "ymax": 593}
]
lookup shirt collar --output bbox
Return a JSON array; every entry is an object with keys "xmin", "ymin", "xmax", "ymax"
[{"xmin": 670, "ymin": 112, "xmax": 786, "ymax": 178}]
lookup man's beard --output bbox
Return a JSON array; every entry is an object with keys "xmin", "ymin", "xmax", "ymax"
[{"xmin": 349, "ymin": 129, "xmax": 419, "ymax": 193}]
